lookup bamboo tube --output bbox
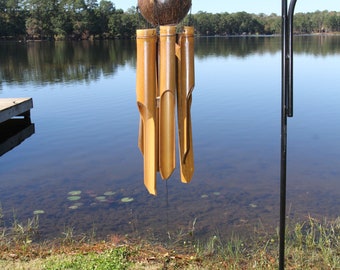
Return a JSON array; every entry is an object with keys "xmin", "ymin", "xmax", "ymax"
[
  {"xmin": 177, "ymin": 26, "xmax": 195, "ymax": 183},
  {"xmin": 158, "ymin": 26, "xmax": 176, "ymax": 179},
  {"xmin": 136, "ymin": 29, "xmax": 158, "ymax": 195}
]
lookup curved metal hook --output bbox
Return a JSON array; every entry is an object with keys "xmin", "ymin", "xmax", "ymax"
[{"xmin": 288, "ymin": 0, "xmax": 297, "ymax": 117}]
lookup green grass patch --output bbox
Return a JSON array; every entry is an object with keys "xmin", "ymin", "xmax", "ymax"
[{"xmin": 43, "ymin": 247, "xmax": 131, "ymax": 270}]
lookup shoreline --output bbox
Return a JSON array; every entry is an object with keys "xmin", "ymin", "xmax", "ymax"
[
  {"xmin": 0, "ymin": 216, "xmax": 339, "ymax": 269},
  {"xmin": 1, "ymin": 32, "xmax": 340, "ymax": 43}
]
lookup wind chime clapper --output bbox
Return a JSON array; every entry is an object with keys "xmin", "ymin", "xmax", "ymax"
[{"xmin": 136, "ymin": 0, "xmax": 195, "ymax": 195}]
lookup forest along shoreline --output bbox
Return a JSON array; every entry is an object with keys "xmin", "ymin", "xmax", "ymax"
[
  {"xmin": 1, "ymin": 32, "xmax": 340, "ymax": 43},
  {"xmin": 0, "ymin": 2, "xmax": 339, "ymax": 41}
]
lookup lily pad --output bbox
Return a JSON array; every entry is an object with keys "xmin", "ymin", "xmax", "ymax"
[
  {"xmin": 33, "ymin": 210, "xmax": 45, "ymax": 215},
  {"xmin": 67, "ymin": 196, "xmax": 81, "ymax": 201},
  {"xmin": 201, "ymin": 194, "xmax": 208, "ymax": 198},
  {"xmin": 68, "ymin": 205, "xmax": 79, "ymax": 210},
  {"xmin": 103, "ymin": 191, "xmax": 116, "ymax": 196},
  {"xmin": 96, "ymin": 196, "xmax": 107, "ymax": 202},
  {"xmin": 213, "ymin": 192, "xmax": 221, "ymax": 196},
  {"xmin": 121, "ymin": 197, "xmax": 134, "ymax": 203},
  {"xmin": 68, "ymin": 190, "xmax": 82, "ymax": 196},
  {"xmin": 249, "ymin": 203, "xmax": 257, "ymax": 208}
]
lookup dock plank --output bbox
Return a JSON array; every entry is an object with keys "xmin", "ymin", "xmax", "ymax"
[{"xmin": 0, "ymin": 98, "xmax": 33, "ymax": 123}]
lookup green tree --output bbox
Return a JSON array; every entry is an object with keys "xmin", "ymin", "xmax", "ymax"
[
  {"xmin": 311, "ymin": 10, "xmax": 327, "ymax": 33},
  {"xmin": 96, "ymin": 0, "xmax": 115, "ymax": 35},
  {"xmin": 1, "ymin": 0, "xmax": 26, "ymax": 37},
  {"xmin": 24, "ymin": 0, "xmax": 59, "ymax": 39},
  {"xmin": 326, "ymin": 12, "xmax": 340, "ymax": 32},
  {"xmin": 231, "ymin": 12, "xmax": 264, "ymax": 34},
  {"xmin": 108, "ymin": 9, "xmax": 123, "ymax": 37},
  {"xmin": 194, "ymin": 11, "xmax": 216, "ymax": 36},
  {"xmin": 120, "ymin": 10, "xmax": 138, "ymax": 38},
  {"xmin": 294, "ymin": 13, "xmax": 313, "ymax": 33},
  {"xmin": 257, "ymin": 13, "xmax": 280, "ymax": 34},
  {"xmin": 0, "ymin": 4, "xmax": 339, "ymax": 40}
]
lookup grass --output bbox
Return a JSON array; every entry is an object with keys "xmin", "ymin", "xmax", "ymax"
[
  {"xmin": 43, "ymin": 247, "xmax": 131, "ymax": 270},
  {"xmin": 285, "ymin": 216, "xmax": 339, "ymax": 269},
  {"xmin": 0, "ymin": 212, "xmax": 339, "ymax": 269}
]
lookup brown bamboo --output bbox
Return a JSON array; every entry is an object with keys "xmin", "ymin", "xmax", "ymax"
[
  {"xmin": 136, "ymin": 28, "xmax": 158, "ymax": 195},
  {"xmin": 177, "ymin": 26, "xmax": 195, "ymax": 183},
  {"xmin": 158, "ymin": 25, "xmax": 176, "ymax": 180}
]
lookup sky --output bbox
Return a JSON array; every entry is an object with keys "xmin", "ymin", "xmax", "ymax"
[{"xmin": 113, "ymin": 0, "xmax": 339, "ymax": 15}]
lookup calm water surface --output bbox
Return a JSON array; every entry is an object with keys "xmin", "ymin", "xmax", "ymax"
[{"xmin": 0, "ymin": 36, "xmax": 339, "ymax": 241}]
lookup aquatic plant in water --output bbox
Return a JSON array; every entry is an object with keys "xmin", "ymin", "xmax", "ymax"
[
  {"xmin": 103, "ymin": 191, "xmax": 116, "ymax": 196},
  {"xmin": 33, "ymin": 210, "xmax": 45, "ymax": 215},
  {"xmin": 69, "ymin": 202, "xmax": 83, "ymax": 210},
  {"xmin": 68, "ymin": 190, "xmax": 82, "ymax": 196},
  {"xmin": 95, "ymin": 196, "xmax": 107, "ymax": 202},
  {"xmin": 67, "ymin": 196, "xmax": 81, "ymax": 201},
  {"xmin": 121, "ymin": 197, "xmax": 134, "ymax": 203}
]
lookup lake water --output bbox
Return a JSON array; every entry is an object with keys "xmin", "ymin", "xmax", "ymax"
[{"xmin": 0, "ymin": 36, "xmax": 339, "ymax": 242}]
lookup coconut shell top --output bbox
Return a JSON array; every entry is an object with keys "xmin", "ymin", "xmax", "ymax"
[{"xmin": 138, "ymin": 0, "xmax": 192, "ymax": 26}]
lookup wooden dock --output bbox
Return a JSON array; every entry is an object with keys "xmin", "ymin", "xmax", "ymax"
[{"xmin": 0, "ymin": 98, "xmax": 33, "ymax": 123}]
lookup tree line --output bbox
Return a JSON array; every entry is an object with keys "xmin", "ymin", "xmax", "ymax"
[{"xmin": 0, "ymin": 0, "xmax": 339, "ymax": 40}]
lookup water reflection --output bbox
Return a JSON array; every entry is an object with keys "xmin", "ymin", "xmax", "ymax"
[
  {"xmin": 0, "ymin": 36, "xmax": 339, "ymax": 85},
  {"xmin": 0, "ymin": 118, "xmax": 35, "ymax": 156},
  {"xmin": 0, "ymin": 40, "xmax": 136, "ymax": 84},
  {"xmin": 195, "ymin": 36, "xmax": 280, "ymax": 58},
  {"xmin": 195, "ymin": 35, "xmax": 340, "ymax": 58}
]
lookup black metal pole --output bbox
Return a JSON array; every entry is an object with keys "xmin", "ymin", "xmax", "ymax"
[
  {"xmin": 280, "ymin": 1, "xmax": 297, "ymax": 269},
  {"xmin": 279, "ymin": 2, "xmax": 288, "ymax": 268}
]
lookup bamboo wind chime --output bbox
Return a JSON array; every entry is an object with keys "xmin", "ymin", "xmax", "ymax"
[{"xmin": 136, "ymin": 0, "xmax": 195, "ymax": 195}]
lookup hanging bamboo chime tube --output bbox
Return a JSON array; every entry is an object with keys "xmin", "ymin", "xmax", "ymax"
[
  {"xmin": 158, "ymin": 25, "xmax": 176, "ymax": 180},
  {"xmin": 135, "ymin": 0, "xmax": 195, "ymax": 194},
  {"xmin": 177, "ymin": 26, "xmax": 195, "ymax": 183},
  {"xmin": 136, "ymin": 29, "xmax": 158, "ymax": 195}
]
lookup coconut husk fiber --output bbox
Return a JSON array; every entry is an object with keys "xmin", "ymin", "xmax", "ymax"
[{"xmin": 138, "ymin": 0, "xmax": 192, "ymax": 26}]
